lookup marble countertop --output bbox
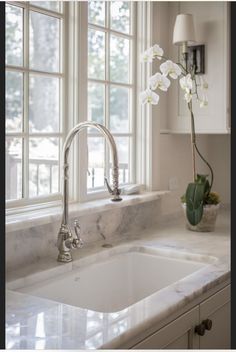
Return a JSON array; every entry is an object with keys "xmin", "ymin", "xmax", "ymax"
[
  {"xmin": 6, "ymin": 209, "xmax": 230, "ymax": 350},
  {"xmin": 6, "ymin": 191, "xmax": 169, "ymax": 233}
]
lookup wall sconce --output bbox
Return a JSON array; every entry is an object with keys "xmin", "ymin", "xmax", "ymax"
[
  {"xmin": 173, "ymin": 13, "xmax": 205, "ymax": 74},
  {"xmin": 187, "ymin": 44, "xmax": 205, "ymax": 74}
]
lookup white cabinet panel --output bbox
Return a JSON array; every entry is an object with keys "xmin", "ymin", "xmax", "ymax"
[
  {"xmin": 131, "ymin": 284, "xmax": 230, "ymax": 350},
  {"xmin": 199, "ymin": 284, "xmax": 230, "ymax": 349},
  {"xmin": 133, "ymin": 306, "xmax": 199, "ymax": 349}
]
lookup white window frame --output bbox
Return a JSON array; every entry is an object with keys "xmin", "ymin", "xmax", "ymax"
[
  {"xmin": 135, "ymin": 1, "xmax": 154, "ymax": 190},
  {"xmin": 87, "ymin": 1, "xmax": 136, "ymax": 193},
  {"xmin": 6, "ymin": 1, "xmax": 154, "ymax": 215},
  {"xmin": 75, "ymin": 1, "xmax": 138, "ymax": 202},
  {"xmin": 5, "ymin": 1, "xmax": 67, "ymax": 210}
]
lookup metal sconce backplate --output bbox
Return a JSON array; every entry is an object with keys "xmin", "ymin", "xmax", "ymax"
[{"xmin": 187, "ymin": 45, "xmax": 205, "ymax": 74}]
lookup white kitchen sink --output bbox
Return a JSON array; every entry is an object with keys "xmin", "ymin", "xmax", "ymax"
[{"xmin": 14, "ymin": 246, "xmax": 215, "ymax": 313}]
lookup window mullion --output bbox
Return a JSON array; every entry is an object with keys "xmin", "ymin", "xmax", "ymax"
[
  {"xmin": 88, "ymin": 22, "xmax": 133, "ymax": 40},
  {"xmin": 105, "ymin": 84, "xmax": 110, "ymax": 181},
  {"xmin": 5, "ymin": 66, "xmax": 63, "ymax": 78},
  {"xmin": 59, "ymin": 4, "xmax": 66, "ymax": 196},
  {"xmin": 29, "ymin": 6, "xmax": 64, "ymax": 20},
  {"xmin": 77, "ymin": 1, "xmax": 88, "ymax": 202},
  {"xmin": 88, "ymin": 77, "xmax": 133, "ymax": 88},
  {"xmin": 104, "ymin": 2, "xmax": 110, "ymax": 182},
  {"xmin": 131, "ymin": 2, "xmax": 136, "ymax": 184},
  {"xmin": 23, "ymin": 4, "xmax": 29, "ymax": 199}
]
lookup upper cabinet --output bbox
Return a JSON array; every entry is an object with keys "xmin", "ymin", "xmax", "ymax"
[{"xmin": 155, "ymin": 2, "xmax": 230, "ymax": 134}]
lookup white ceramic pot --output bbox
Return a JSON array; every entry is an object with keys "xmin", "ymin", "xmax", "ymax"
[{"xmin": 182, "ymin": 203, "xmax": 220, "ymax": 232}]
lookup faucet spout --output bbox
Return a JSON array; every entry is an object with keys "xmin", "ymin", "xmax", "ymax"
[{"xmin": 57, "ymin": 122, "xmax": 122, "ymax": 263}]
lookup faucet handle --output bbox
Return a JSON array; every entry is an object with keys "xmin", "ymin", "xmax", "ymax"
[
  {"xmin": 104, "ymin": 177, "xmax": 122, "ymax": 202},
  {"xmin": 104, "ymin": 177, "xmax": 113, "ymax": 194},
  {"xmin": 72, "ymin": 220, "xmax": 84, "ymax": 248},
  {"xmin": 74, "ymin": 219, "xmax": 80, "ymax": 233}
]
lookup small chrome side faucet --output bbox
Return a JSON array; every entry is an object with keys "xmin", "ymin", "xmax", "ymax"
[
  {"xmin": 57, "ymin": 220, "xmax": 84, "ymax": 262},
  {"xmin": 57, "ymin": 122, "xmax": 122, "ymax": 263}
]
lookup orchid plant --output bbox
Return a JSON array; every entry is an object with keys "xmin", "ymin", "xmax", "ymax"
[{"xmin": 140, "ymin": 44, "xmax": 220, "ymax": 226}]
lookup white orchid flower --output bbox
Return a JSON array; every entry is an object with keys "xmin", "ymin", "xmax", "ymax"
[
  {"xmin": 199, "ymin": 94, "xmax": 208, "ymax": 107},
  {"xmin": 149, "ymin": 72, "xmax": 170, "ymax": 91},
  {"xmin": 184, "ymin": 91, "xmax": 192, "ymax": 103},
  {"xmin": 141, "ymin": 47, "xmax": 154, "ymax": 63},
  {"xmin": 140, "ymin": 88, "xmax": 160, "ymax": 105},
  {"xmin": 200, "ymin": 76, "xmax": 208, "ymax": 90},
  {"xmin": 152, "ymin": 44, "xmax": 164, "ymax": 60},
  {"xmin": 160, "ymin": 60, "xmax": 181, "ymax": 79},
  {"xmin": 179, "ymin": 74, "xmax": 193, "ymax": 93}
]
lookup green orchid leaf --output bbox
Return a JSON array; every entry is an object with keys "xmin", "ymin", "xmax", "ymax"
[
  {"xmin": 185, "ymin": 182, "xmax": 205, "ymax": 226},
  {"xmin": 195, "ymin": 174, "xmax": 208, "ymax": 184},
  {"xmin": 196, "ymin": 174, "xmax": 210, "ymax": 197},
  {"xmin": 204, "ymin": 179, "xmax": 210, "ymax": 195}
]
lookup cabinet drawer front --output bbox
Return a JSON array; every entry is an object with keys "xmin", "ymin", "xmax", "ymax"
[
  {"xmin": 133, "ymin": 306, "xmax": 199, "ymax": 349},
  {"xmin": 200, "ymin": 284, "xmax": 230, "ymax": 317},
  {"xmin": 199, "ymin": 284, "xmax": 230, "ymax": 349}
]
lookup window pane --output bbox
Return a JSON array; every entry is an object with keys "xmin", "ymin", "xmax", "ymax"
[
  {"xmin": 29, "ymin": 75, "xmax": 60, "ymax": 132},
  {"xmin": 110, "ymin": 35, "xmax": 130, "ymax": 83},
  {"xmin": 110, "ymin": 86, "xmax": 130, "ymax": 133},
  {"xmin": 110, "ymin": 2, "xmax": 130, "ymax": 34},
  {"xmin": 88, "ymin": 29, "xmax": 105, "ymax": 80},
  {"xmin": 6, "ymin": 5, "xmax": 23, "ymax": 66},
  {"xmin": 30, "ymin": 1, "xmax": 60, "ymax": 12},
  {"xmin": 6, "ymin": 71, "xmax": 23, "ymax": 132},
  {"xmin": 87, "ymin": 137, "xmax": 105, "ymax": 189},
  {"xmin": 109, "ymin": 137, "xmax": 130, "ymax": 184},
  {"xmin": 88, "ymin": 1, "xmax": 105, "ymax": 26},
  {"xmin": 30, "ymin": 11, "xmax": 60, "ymax": 72},
  {"xmin": 6, "ymin": 138, "xmax": 22, "ymax": 200},
  {"xmin": 29, "ymin": 138, "xmax": 59, "ymax": 197},
  {"xmin": 88, "ymin": 83, "xmax": 105, "ymax": 125}
]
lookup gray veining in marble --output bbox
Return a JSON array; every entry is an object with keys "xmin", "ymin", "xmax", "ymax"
[
  {"xmin": 6, "ymin": 209, "xmax": 230, "ymax": 350},
  {"xmin": 6, "ymin": 197, "xmax": 163, "ymax": 271}
]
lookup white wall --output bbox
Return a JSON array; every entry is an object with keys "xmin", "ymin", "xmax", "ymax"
[
  {"xmin": 150, "ymin": 2, "xmax": 230, "ymax": 214},
  {"xmin": 207, "ymin": 135, "xmax": 230, "ymax": 205}
]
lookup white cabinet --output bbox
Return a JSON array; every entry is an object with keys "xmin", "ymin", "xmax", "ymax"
[
  {"xmin": 132, "ymin": 284, "xmax": 230, "ymax": 349},
  {"xmin": 134, "ymin": 306, "xmax": 199, "ymax": 349},
  {"xmin": 199, "ymin": 284, "xmax": 230, "ymax": 349},
  {"xmin": 156, "ymin": 2, "xmax": 230, "ymax": 134}
]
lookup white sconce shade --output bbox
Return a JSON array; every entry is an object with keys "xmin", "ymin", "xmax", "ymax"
[{"xmin": 173, "ymin": 14, "xmax": 196, "ymax": 45}]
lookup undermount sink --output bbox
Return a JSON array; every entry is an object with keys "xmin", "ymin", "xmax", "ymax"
[{"xmin": 14, "ymin": 246, "xmax": 216, "ymax": 313}]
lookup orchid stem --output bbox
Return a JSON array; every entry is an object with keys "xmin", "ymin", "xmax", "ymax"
[
  {"xmin": 188, "ymin": 101, "xmax": 197, "ymax": 182},
  {"xmin": 187, "ymin": 100, "xmax": 214, "ymax": 190}
]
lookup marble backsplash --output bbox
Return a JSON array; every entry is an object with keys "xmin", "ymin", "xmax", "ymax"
[{"xmin": 6, "ymin": 198, "xmax": 169, "ymax": 272}]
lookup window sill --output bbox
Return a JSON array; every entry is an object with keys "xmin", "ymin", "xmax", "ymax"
[{"xmin": 6, "ymin": 191, "xmax": 170, "ymax": 233}]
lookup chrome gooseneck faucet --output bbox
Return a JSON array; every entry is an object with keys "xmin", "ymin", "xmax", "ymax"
[{"xmin": 57, "ymin": 121, "xmax": 122, "ymax": 263}]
